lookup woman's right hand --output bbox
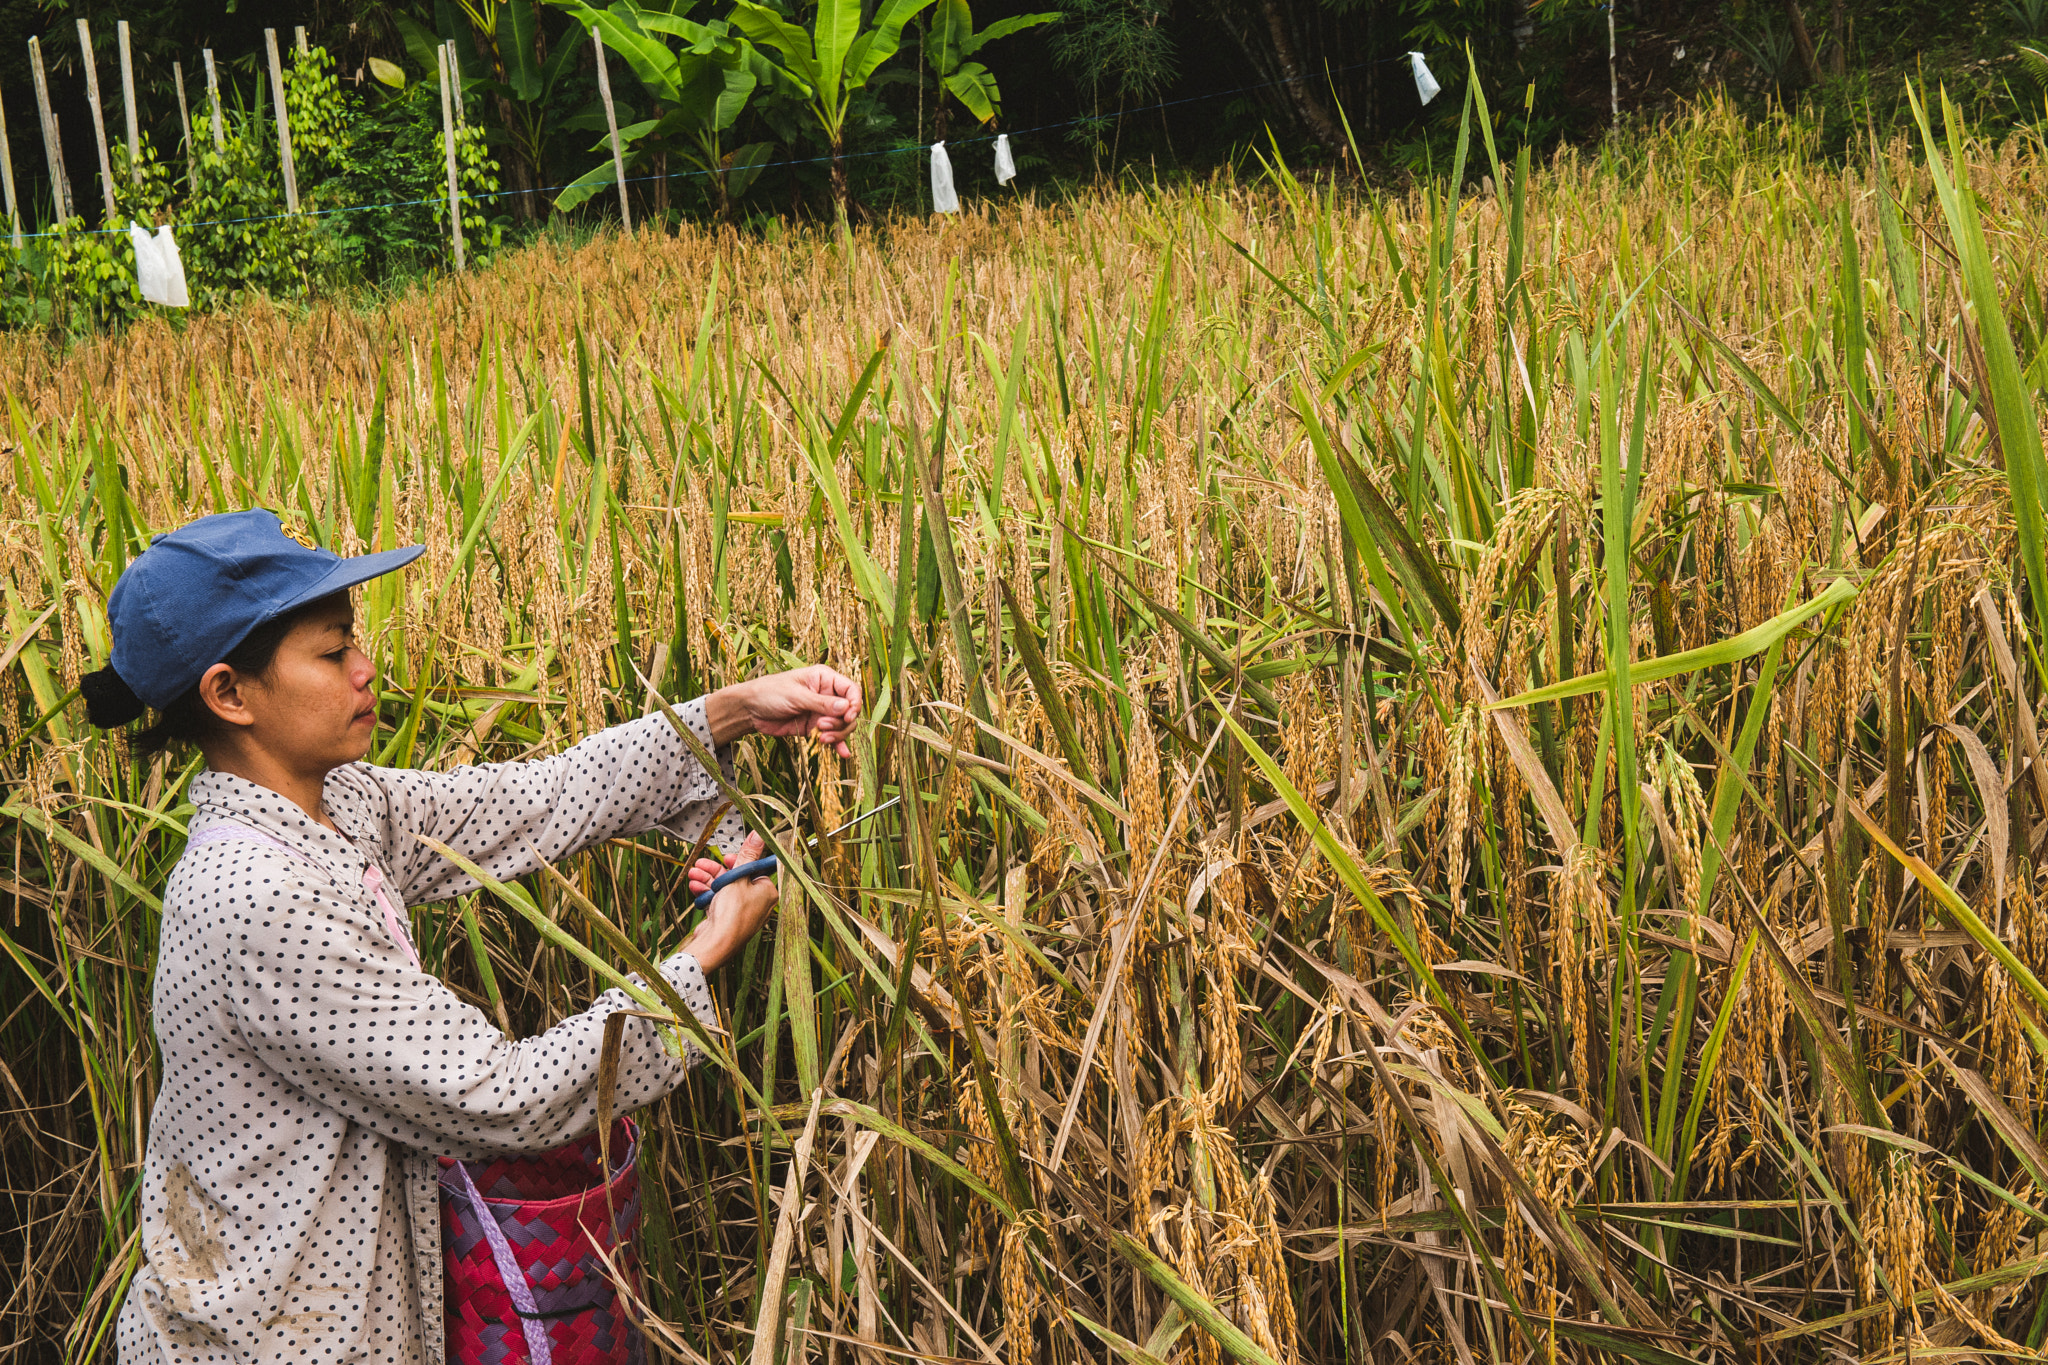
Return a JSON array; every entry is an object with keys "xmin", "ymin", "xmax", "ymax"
[
  {"xmin": 706, "ymin": 666, "xmax": 863, "ymax": 757},
  {"xmin": 683, "ymin": 831, "xmax": 778, "ymax": 972}
]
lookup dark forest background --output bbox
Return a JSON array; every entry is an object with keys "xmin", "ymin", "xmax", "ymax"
[{"xmin": 0, "ymin": 0, "xmax": 2029, "ymax": 241}]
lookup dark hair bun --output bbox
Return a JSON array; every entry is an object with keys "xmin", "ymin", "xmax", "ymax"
[{"xmin": 80, "ymin": 665, "xmax": 148, "ymax": 728}]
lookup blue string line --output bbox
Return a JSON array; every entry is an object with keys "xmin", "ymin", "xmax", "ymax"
[{"xmin": 6, "ymin": 49, "xmax": 1431, "ymax": 243}]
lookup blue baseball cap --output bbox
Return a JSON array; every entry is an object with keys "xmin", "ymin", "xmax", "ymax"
[{"xmin": 107, "ymin": 509, "xmax": 425, "ymax": 709}]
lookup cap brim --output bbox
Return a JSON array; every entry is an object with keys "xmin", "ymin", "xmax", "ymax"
[{"xmin": 278, "ymin": 543, "xmax": 427, "ymax": 613}]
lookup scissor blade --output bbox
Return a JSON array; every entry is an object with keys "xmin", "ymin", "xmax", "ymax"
[{"xmin": 807, "ymin": 793, "xmax": 903, "ymax": 846}]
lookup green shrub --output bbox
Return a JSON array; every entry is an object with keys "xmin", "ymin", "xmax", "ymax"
[{"xmin": 5, "ymin": 43, "xmax": 495, "ymax": 337}]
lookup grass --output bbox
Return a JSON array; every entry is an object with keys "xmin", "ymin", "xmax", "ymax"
[{"xmin": 8, "ymin": 84, "xmax": 2048, "ymax": 1362}]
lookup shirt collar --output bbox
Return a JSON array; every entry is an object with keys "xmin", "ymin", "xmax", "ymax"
[{"xmin": 188, "ymin": 767, "xmax": 374, "ymax": 873}]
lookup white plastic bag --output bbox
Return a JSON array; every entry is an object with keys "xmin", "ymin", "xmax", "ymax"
[
  {"xmin": 155, "ymin": 226, "xmax": 191, "ymax": 307},
  {"xmin": 1409, "ymin": 52, "xmax": 1441, "ymax": 107},
  {"xmin": 129, "ymin": 222, "xmax": 190, "ymax": 307},
  {"xmin": 930, "ymin": 141, "xmax": 959, "ymax": 214},
  {"xmin": 993, "ymin": 134, "xmax": 1016, "ymax": 186}
]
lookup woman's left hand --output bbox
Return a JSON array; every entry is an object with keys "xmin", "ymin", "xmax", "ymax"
[{"xmin": 709, "ymin": 665, "xmax": 863, "ymax": 757}]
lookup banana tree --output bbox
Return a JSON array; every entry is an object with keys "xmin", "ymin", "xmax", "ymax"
[
  {"xmin": 925, "ymin": 0, "xmax": 1059, "ymax": 139},
  {"xmin": 545, "ymin": 0, "xmax": 773, "ymax": 220},
  {"xmin": 397, "ymin": 6, "xmax": 586, "ymax": 221},
  {"xmin": 725, "ymin": 0, "xmax": 939, "ymax": 218}
]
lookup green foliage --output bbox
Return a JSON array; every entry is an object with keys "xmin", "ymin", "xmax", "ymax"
[
  {"xmin": 4, "ymin": 41, "xmax": 491, "ymax": 335},
  {"xmin": 1726, "ymin": 4, "xmax": 1800, "ymax": 91},
  {"xmin": 0, "ymin": 250, "xmax": 35, "ymax": 332},
  {"xmin": 441, "ymin": 118, "xmax": 509, "ymax": 253},
  {"xmin": 290, "ymin": 43, "xmax": 502, "ymax": 272},
  {"xmin": 2011, "ymin": 0, "xmax": 2048, "ymax": 38},
  {"xmin": 924, "ymin": 0, "xmax": 1060, "ymax": 126},
  {"xmin": 10, "ymin": 139, "xmax": 182, "ymax": 337},
  {"xmin": 725, "ymin": 0, "xmax": 939, "ymax": 211},
  {"xmin": 2022, "ymin": 43, "xmax": 2048, "ymax": 90},
  {"xmin": 308, "ymin": 82, "xmax": 456, "ymax": 279},
  {"xmin": 2, "ymin": 0, "xmax": 1067, "ymax": 307},
  {"xmin": 415, "ymin": 0, "xmax": 589, "ymax": 217},
  {"xmin": 543, "ymin": 0, "xmax": 770, "ymax": 218},
  {"xmin": 1047, "ymin": 0, "xmax": 1172, "ymax": 106},
  {"xmin": 284, "ymin": 42, "xmax": 354, "ymax": 167},
  {"xmin": 37, "ymin": 221, "xmax": 145, "ymax": 335},
  {"xmin": 111, "ymin": 138, "xmax": 183, "ymax": 228},
  {"xmin": 176, "ymin": 118, "xmax": 327, "ymax": 306}
]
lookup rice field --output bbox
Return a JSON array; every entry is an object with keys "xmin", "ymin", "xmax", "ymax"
[{"xmin": 9, "ymin": 86, "xmax": 2048, "ymax": 1363}]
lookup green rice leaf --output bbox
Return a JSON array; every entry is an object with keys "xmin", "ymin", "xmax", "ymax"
[{"xmin": 1491, "ymin": 577, "xmax": 1855, "ymax": 709}]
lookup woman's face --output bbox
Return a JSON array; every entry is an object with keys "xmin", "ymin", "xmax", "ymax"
[{"xmin": 203, "ymin": 597, "xmax": 379, "ymax": 773}]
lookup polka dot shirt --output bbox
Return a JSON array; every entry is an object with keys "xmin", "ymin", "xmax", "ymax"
[{"xmin": 117, "ymin": 702, "xmax": 746, "ymax": 1365}]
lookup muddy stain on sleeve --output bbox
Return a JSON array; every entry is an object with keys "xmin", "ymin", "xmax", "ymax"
[
  {"xmin": 264, "ymin": 1283, "xmax": 351, "ymax": 1332},
  {"xmin": 153, "ymin": 1162, "xmax": 228, "ymax": 1313}
]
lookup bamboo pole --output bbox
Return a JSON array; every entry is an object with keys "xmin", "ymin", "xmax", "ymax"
[
  {"xmin": 77, "ymin": 19, "xmax": 120, "ymax": 223},
  {"xmin": 436, "ymin": 43, "xmax": 465, "ymax": 271},
  {"xmin": 592, "ymin": 28, "xmax": 631, "ymax": 233},
  {"xmin": 264, "ymin": 29, "xmax": 298, "ymax": 213},
  {"xmin": 0, "ymin": 79, "xmax": 21, "ymax": 249},
  {"xmin": 117, "ymin": 20, "xmax": 139, "ymax": 176},
  {"xmin": 173, "ymin": 63, "xmax": 193, "ymax": 177},
  {"xmin": 29, "ymin": 37, "xmax": 74, "ymax": 222},
  {"xmin": 202, "ymin": 50, "xmax": 224, "ymax": 152}
]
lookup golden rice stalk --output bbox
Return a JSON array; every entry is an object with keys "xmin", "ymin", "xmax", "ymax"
[
  {"xmin": 1442, "ymin": 701, "xmax": 1484, "ymax": 937},
  {"xmin": 1124, "ymin": 702, "xmax": 1165, "ymax": 884},
  {"xmin": 1555, "ymin": 842, "xmax": 1610, "ymax": 1109},
  {"xmin": 999, "ymin": 1221, "xmax": 1039, "ymax": 1365},
  {"xmin": 1169, "ymin": 1200, "xmax": 1221, "ymax": 1365}
]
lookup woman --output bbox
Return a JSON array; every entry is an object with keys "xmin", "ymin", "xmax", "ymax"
[{"xmin": 85, "ymin": 510, "xmax": 859, "ymax": 1364}]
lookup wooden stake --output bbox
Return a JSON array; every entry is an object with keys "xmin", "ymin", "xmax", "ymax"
[
  {"xmin": 264, "ymin": 29, "xmax": 298, "ymax": 213},
  {"xmin": 295, "ymin": 27, "xmax": 308, "ymax": 57},
  {"xmin": 445, "ymin": 42, "xmax": 464, "ymax": 127},
  {"xmin": 202, "ymin": 50, "xmax": 224, "ymax": 152},
  {"xmin": 436, "ymin": 43, "xmax": 465, "ymax": 271},
  {"xmin": 77, "ymin": 19, "xmax": 120, "ymax": 223},
  {"xmin": 173, "ymin": 63, "xmax": 193, "ymax": 177},
  {"xmin": 1607, "ymin": 4, "xmax": 1618, "ymax": 130},
  {"xmin": 592, "ymin": 28, "xmax": 631, "ymax": 233},
  {"xmin": 29, "ymin": 36, "xmax": 74, "ymax": 222},
  {"xmin": 0, "ymin": 78, "xmax": 21, "ymax": 249},
  {"xmin": 117, "ymin": 20, "xmax": 139, "ymax": 176}
]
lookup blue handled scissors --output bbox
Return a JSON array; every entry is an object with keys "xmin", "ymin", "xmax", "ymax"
[{"xmin": 692, "ymin": 795, "xmax": 901, "ymax": 909}]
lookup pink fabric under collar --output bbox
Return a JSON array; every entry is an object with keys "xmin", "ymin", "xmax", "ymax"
[{"xmin": 188, "ymin": 821, "xmax": 422, "ymax": 970}]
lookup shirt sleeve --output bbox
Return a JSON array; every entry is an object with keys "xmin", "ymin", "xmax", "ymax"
[
  {"xmin": 215, "ymin": 855, "xmax": 723, "ymax": 1159},
  {"xmin": 343, "ymin": 700, "xmax": 746, "ymax": 907}
]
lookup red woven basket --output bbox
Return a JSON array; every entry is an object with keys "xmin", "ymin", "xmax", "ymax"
[{"xmin": 439, "ymin": 1118, "xmax": 647, "ymax": 1365}]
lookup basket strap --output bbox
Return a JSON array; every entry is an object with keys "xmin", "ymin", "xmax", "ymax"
[
  {"xmin": 188, "ymin": 821, "xmax": 422, "ymax": 970},
  {"xmin": 452, "ymin": 1159, "xmax": 554, "ymax": 1365},
  {"xmin": 361, "ymin": 862, "xmax": 423, "ymax": 971},
  {"xmin": 188, "ymin": 820, "xmax": 309, "ymax": 858}
]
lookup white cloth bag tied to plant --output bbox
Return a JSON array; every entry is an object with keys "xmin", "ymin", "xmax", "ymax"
[
  {"xmin": 994, "ymin": 134, "xmax": 1017, "ymax": 185},
  {"xmin": 931, "ymin": 141, "xmax": 959, "ymax": 214},
  {"xmin": 1409, "ymin": 52, "xmax": 1441, "ymax": 106},
  {"xmin": 128, "ymin": 222, "xmax": 190, "ymax": 307}
]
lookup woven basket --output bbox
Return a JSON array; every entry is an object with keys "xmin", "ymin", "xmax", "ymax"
[{"xmin": 439, "ymin": 1118, "xmax": 647, "ymax": 1365}]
